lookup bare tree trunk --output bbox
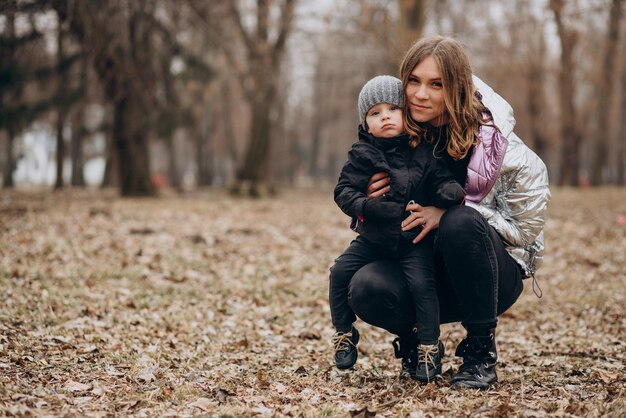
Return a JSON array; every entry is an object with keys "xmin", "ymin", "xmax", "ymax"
[
  {"xmin": 220, "ymin": 79, "xmax": 239, "ymax": 165},
  {"xmin": 195, "ymin": 136, "xmax": 212, "ymax": 187},
  {"xmin": 308, "ymin": 58, "xmax": 326, "ymax": 179},
  {"xmin": 309, "ymin": 123, "xmax": 322, "ymax": 178},
  {"xmin": 526, "ymin": 18, "xmax": 549, "ymax": 163},
  {"xmin": 114, "ymin": 93, "xmax": 153, "ymax": 196},
  {"xmin": 70, "ymin": 107, "xmax": 85, "ymax": 186},
  {"xmin": 101, "ymin": 122, "xmax": 119, "ymax": 188},
  {"xmin": 397, "ymin": 0, "xmax": 426, "ymax": 57},
  {"xmin": 196, "ymin": 100, "xmax": 214, "ymax": 186},
  {"xmin": 54, "ymin": 0, "xmax": 155, "ymax": 196},
  {"xmin": 71, "ymin": 56, "xmax": 88, "ymax": 187},
  {"xmin": 618, "ymin": 39, "xmax": 626, "ymax": 185},
  {"xmin": 54, "ymin": 16, "xmax": 67, "ymax": 190},
  {"xmin": 2, "ymin": 126, "xmax": 15, "ymax": 188},
  {"xmin": 166, "ymin": 136, "xmax": 180, "ymax": 190},
  {"xmin": 229, "ymin": 0, "xmax": 295, "ymax": 196},
  {"xmin": 54, "ymin": 109, "xmax": 66, "ymax": 189},
  {"xmin": 2, "ymin": 4, "xmax": 16, "ymax": 189},
  {"xmin": 551, "ymin": 0, "xmax": 582, "ymax": 186},
  {"xmin": 591, "ymin": 0, "xmax": 624, "ymax": 185},
  {"xmin": 236, "ymin": 87, "xmax": 276, "ymax": 196}
]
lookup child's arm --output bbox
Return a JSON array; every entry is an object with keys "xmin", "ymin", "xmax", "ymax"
[
  {"xmin": 427, "ymin": 157, "xmax": 466, "ymax": 209},
  {"xmin": 334, "ymin": 145, "xmax": 403, "ymax": 221}
]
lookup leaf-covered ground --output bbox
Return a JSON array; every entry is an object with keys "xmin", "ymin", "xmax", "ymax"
[{"xmin": 1, "ymin": 187, "xmax": 624, "ymax": 417}]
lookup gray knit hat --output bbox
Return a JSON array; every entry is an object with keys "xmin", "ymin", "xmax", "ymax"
[{"xmin": 358, "ymin": 75, "xmax": 404, "ymax": 128}]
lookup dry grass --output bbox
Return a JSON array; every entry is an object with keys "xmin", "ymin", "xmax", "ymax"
[{"xmin": 0, "ymin": 187, "xmax": 624, "ymax": 417}]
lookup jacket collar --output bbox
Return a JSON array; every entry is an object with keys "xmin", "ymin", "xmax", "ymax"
[{"xmin": 358, "ymin": 126, "xmax": 411, "ymax": 151}]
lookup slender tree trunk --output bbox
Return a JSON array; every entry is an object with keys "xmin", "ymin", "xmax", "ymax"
[
  {"xmin": 308, "ymin": 122, "xmax": 322, "ymax": 178},
  {"xmin": 2, "ymin": 126, "xmax": 15, "ymax": 188},
  {"xmin": 618, "ymin": 41, "xmax": 626, "ymax": 185},
  {"xmin": 166, "ymin": 136, "xmax": 180, "ymax": 190},
  {"xmin": 551, "ymin": 0, "xmax": 582, "ymax": 186},
  {"xmin": 101, "ymin": 124, "xmax": 119, "ymax": 188},
  {"xmin": 526, "ymin": 22, "xmax": 549, "ymax": 163},
  {"xmin": 220, "ymin": 80, "xmax": 239, "ymax": 164},
  {"xmin": 54, "ymin": 17, "xmax": 68, "ymax": 190},
  {"xmin": 2, "ymin": 5, "xmax": 16, "ymax": 189},
  {"xmin": 196, "ymin": 101, "xmax": 213, "ymax": 186},
  {"xmin": 591, "ymin": 0, "xmax": 624, "ymax": 185},
  {"xmin": 54, "ymin": 109, "xmax": 67, "ymax": 189},
  {"xmin": 70, "ymin": 107, "xmax": 85, "ymax": 186},
  {"xmin": 196, "ymin": 135, "xmax": 212, "ymax": 186}
]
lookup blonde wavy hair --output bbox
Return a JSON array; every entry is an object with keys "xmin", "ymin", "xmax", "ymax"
[{"xmin": 399, "ymin": 36, "xmax": 493, "ymax": 159}]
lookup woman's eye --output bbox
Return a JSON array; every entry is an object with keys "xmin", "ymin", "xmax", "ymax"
[{"xmin": 432, "ymin": 81, "xmax": 443, "ymax": 88}]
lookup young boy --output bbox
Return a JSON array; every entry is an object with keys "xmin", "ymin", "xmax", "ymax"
[{"xmin": 330, "ymin": 75, "xmax": 465, "ymax": 381}]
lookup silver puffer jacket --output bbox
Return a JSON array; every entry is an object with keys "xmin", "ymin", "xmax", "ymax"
[{"xmin": 467, "ymin": 77, "xmax": 551, "ymax": 277}]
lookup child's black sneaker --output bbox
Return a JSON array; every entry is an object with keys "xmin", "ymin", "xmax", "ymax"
[
  {"xmin": 332, "ymin": 327, "xmax": 360, "ymax": 369},
  {"xmin": 415, "ymin": 340, "xmax": 444, "ymax": 382}
]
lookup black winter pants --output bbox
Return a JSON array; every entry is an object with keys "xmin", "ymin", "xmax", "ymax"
[
  {"xmin": 329, "ymin": 234, "xmax": 441, "ymax": 343},
  {"xmin": 347, "ymin": 205, "xmax": 524, "ymax": 338}
]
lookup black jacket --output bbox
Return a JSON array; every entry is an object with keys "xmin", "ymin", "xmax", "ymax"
[{"xmin": 334, "ymin": 127, "xmax": 465, "ymax": 250}]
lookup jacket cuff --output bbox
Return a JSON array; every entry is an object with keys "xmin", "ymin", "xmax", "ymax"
[{"xmin": 355, "ymin": 197, "xmax": 368, "ymax": 218}]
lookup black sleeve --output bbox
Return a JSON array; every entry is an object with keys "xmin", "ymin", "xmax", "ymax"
[
  {"xmin": 427, "ymin": 156, "xmax": 466, "ymax": 209},
  {"xmin": 334, "ymin": 144, "xmax": 404, "ymax": 220},
  {"xmin": 333, "ymin": 146, "xmax": 375, "ymax": 219}
]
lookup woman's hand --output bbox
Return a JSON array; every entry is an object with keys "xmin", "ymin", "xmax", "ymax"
[
  {"xmin": 402, "ymin": 203, "xmax": 446, "ymax": 244},
  {"xmin": 367, "ymin": 172, "xmax": 390, "ymax": 198}
]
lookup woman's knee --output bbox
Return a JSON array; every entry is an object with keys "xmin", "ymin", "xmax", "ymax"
[{"xmin": 438, "ymin": 205, "xmax": 487, "ymax": 243}]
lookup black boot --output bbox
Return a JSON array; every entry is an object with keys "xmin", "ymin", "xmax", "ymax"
[
  {"xmin": 392, "ymin": 330, "xmax": 418, "ymax": 380},
  {"xmin": 450, "ymin": 328, "xmax": 498, "ymax": 389},
  {"xmin": 415, "ymin": 340, "xmax": 444, "ymax": 382},
  {"xmin": 332, "ymin": 327, "xmax": 360, "ymax": 369}
]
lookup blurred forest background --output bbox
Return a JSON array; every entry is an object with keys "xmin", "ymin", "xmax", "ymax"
[{"xmin": 1, "ymin": 0, "xmax": 625, "ymax": 196}]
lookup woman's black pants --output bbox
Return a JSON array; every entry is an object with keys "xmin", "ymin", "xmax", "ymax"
[{"xmin": 347, "ymin": 205, "xmax": 524, "ymax": 337}]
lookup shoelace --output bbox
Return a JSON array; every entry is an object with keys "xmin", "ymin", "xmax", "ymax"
[
  {"xmin": 332, "ymin": 332, "xmax": 356, "ymax": 352},
  {"xmin": 418, "ymin": 343, "xmax": 440, "ymax": 382}
]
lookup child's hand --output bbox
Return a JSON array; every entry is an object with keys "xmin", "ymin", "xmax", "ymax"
[{"xmin": 363, "ymin": 198, "xmax": 403, "ymax": 220}]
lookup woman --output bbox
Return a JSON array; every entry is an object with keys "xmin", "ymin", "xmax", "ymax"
[{"xmin": 346, "ymin": 36, "xmax": 550, "ymax": 389}]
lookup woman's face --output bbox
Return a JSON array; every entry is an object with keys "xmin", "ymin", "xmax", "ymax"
[{"xmin": 405, "ymin": 55, "xmax": 449, "ymax": 127}]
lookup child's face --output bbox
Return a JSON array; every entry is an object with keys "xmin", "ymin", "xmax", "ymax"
[{"xmin": 365, "ymin": 103, "xmax": 405, "ymax": 138}]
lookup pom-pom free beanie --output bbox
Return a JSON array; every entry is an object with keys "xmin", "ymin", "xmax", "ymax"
[{"xmin": 358, "ymin": 75, "xmax": 404, "ymax": 128}]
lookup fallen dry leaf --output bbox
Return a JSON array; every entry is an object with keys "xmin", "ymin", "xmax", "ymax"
[
  {"xmin": 65, "ymin": 381, "xmax": 92, "ymax": 393},
  {"xmin": 189, "ymin": 397, "xmax": 217, "ymax": 412}
]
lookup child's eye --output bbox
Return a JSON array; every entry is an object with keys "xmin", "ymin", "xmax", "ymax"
[
  {"xmin": 370, "ymin": 111, "xmax": 379, "ymax": 116},
  {"xmin": 390, "ymin": 105, "xmax": 400, "ymax": 111}
]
